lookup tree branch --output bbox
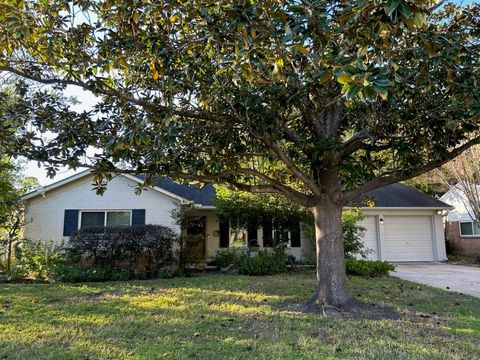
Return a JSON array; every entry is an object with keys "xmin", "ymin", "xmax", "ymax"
[
  {"xmin": 343, "ymin": 135, "xmax": 480, "ymax": 203},
  {"xmin": 0, "ymin": 65, "xmax": 232, "ymax": 123}
]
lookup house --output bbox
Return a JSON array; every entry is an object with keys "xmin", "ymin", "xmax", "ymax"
[
  {"xmin": 22, "ymin": 170, "xmax": 451, "ymax": 262},
  {"xmin": 440, "ymin": 185, "xmax": 480, "ymax": 256}
]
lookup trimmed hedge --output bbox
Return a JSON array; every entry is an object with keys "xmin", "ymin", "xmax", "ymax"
[
  {"xmin": 346, "ymin": 259, "xmax": 395, "ymax": 277},
  {"xmin": 68, "ymin": 225, "xmax": 176, "ymax": 277},
  {"xmin": 213, "ymin": 248, "xmax": 287, "ymax": 276}
]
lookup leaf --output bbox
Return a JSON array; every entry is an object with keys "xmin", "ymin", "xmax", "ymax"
[
  {"xmin": 337, "ymin": 74, "xmax": 352, "ymax": 85},
  {"xmin": 132, "ymin": 11, "xmax": 139, "ymax": 24},
  {"xmin": 345, "ymin": 84, "xmax": 361, "ymax": 101},
  {"xmin": 152, "ymin": 69, "xmax": 159, "ymax": 80},
  {"xmin": 384, "ymin": 0, "xmax": 401, "ymax": 16},
  {"xmin": 397, "ymin": 2, "xmax": 413, "ymax": 18}
]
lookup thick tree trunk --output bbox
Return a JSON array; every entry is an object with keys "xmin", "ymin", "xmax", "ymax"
[{"xmin": 312, "ymin": 200, "xmax": 355, "ymax": 310}]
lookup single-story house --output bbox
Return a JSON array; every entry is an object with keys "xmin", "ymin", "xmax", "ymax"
[
  {"xmin": 440, "ymin": 185, "xmax": 480, "ymax": 257},
  {"xmin": 22, "ymin": 170, "xmax": 451, "ymax": 262}
]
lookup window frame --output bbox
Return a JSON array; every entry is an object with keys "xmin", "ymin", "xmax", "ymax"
[
  {"xmin": 79, "ymin": 210, "xmax": 132, "ymax": 229},
  {"xmin": 459, "ymin": 221, "xmax": 480, "ymax": 237}
]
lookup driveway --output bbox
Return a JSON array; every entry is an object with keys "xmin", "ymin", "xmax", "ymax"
[{"xmin": 393, "ymin": 263, "xmax": 480, "ymax": 298}]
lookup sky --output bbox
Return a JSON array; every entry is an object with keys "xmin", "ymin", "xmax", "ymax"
[{"xmin": 25, "ymin": 86, "xmax": 98, "ymax": 186}]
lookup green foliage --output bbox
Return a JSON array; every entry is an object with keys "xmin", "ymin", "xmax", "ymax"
[
  {"xmin": 7, "ymin": 239, "xmax": 64, "ymax": 281},
  {"xmin": 68, "ymin": 225, "xmax": 176, "ymax": 276},
  {"xmin": 342, "ymin": 210, "xmax": 371, "ymax": 260},
  {"xmin": 235, "ymin": 249, "xmax": 287, "ymax": 276},
  {"xmin": 170, "ymin": 203, "xmax": 199, "ymax": 272},
  {"xmin": 214, "ymin": 186, "xmax": 308, "ymax": 231},
  {"xmin": 213, "ymin": 247, "xmax": 287, "ymax": 275},
  {"xmin": 54, "ymin": 265, "xmax": 114, "ymax": 283},
  {"xmin": 346, "ymin": 259, "xmax": 395, "ymax": 277},
  {"xmin": 212, "ymin": 248, "xmax": 241, "ymax": 268}
]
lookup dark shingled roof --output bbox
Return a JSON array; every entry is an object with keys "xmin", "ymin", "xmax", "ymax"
[
  {"xmin": 142, "ymin": 175, "xmax": 450, "ymax": 209},
  {"xmin": 354, "ymin": 183, "xmax": 451, "ymax": 208},
  {"xmin": 153, "ymin": 177, "xmax": 216, "ymax": 206}
]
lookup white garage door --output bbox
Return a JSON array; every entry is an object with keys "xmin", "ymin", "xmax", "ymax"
[
  {"xmin": 360, "ymin": 216, "xmax": 378, "ymax": 260},
  {"xmin": 383, "ymin": 216, "xmax": 434, "ymax": 261}
]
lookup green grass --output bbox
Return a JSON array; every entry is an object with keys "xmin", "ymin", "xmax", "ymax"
[{"xmin": 0, "ymin": 272, "xmax": 479, "ymax": 360}]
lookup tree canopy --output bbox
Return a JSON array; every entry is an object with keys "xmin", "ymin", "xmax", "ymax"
[{"xmin": 0, "ymin": 0, "xmax": 478, "ymax": 204}]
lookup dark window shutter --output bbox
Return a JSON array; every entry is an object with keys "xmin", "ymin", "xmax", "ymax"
[
  {"xmin": 219, "ymin": 216, "xmax": 230, "ymax": 248},
  {"xmin": 131, "ymin": 209, "xmax": 146, "ymax": 225},
  {"xmin": 290, "ymin": 221, "xmax": 301, "ymax": 248},
  {"xmin": 262, "ymin": 217, "xmax": 273, "ymax": 247},
  {"xmin": 63, "ymin": 209, "xmax": 79, "ymax": 236}
]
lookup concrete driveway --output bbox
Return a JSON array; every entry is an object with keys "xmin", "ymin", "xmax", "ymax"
[{"xmin": 393, "ymin": 263, "xmax": 480, "ymax": 298}]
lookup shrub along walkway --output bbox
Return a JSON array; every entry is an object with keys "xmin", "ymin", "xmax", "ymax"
[{"xmin": 0, "ymin": 272, "xmax": 479, "ymax": 359}]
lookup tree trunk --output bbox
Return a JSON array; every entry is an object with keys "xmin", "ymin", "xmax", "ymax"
[
  {"xmin": 6, "ymin": 237, "xmax": 13, "ymax": 272},
  {"xmin": 312, "ymin": 200, "xmax": 355, "ymax": 310}
]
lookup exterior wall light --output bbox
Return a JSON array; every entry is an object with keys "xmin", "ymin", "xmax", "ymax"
[
  {"xmin": 436, "ymin": 210, "xmax": 443, "ymax": 215},
  {"xmin": 379, "ymin": 217, "xmax": 384, "ymax": 225}
]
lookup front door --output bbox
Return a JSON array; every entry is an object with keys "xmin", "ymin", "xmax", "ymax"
[{"xmin": 186, "ymin": 216, "xmax": 206, "ymax": 261}]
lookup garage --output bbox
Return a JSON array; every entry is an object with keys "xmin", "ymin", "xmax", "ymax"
[
  {"xmin": 359, "ymin": 216, "xmax": 379, "ymax": 260},
  {"xmin": 382, "ymin": 215, "xmax": 435, "ymax": 261}
]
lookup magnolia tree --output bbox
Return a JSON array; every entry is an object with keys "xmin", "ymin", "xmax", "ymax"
[{"xmin": 1, "ymin": 1, "xmax": 479, "ymax": 309}]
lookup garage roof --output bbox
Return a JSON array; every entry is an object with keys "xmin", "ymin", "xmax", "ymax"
[{"xmin": 354, "ymin": 183, "xmax": 452, "ymax": 209}]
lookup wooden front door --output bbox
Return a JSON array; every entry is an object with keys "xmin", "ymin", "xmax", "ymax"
[{"xmin": 185, "ymin": 216, "xmax": 206, "ymax": 261}]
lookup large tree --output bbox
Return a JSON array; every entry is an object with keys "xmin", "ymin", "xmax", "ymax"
[{"xmin": 1, "ymin": 1, "xmax": 479, "ymax": 309}]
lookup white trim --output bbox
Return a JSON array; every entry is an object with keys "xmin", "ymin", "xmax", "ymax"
[
  {"xmin": 22, "ymin": 170, "xmax": 192, "ymax": 204},
  {"xmin": 458, "ymin": 221, "xmax": 480, "ymax": 237},
  {"xmin": 22, "ymin": 169, "xmax": 92, "ymax": 200},
  {"xmin": 430, "ymin": 215, "xmax": 439, "ymax": 261}
]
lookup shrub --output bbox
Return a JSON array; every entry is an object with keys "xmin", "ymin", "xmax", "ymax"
[
  {"xmin": 342, "ymin": 210, "xmax": 372, "ymax": 260},
  {"xmin": 235, "ymin": 248, "xmax": 287, "ymax": 276},
  {"xmin": 346, "ymin": 259, "xmax": 395, "ymax": 277},
  {"xmin": 54, "ymin": 264, "xmax": 114, "ymax": 283},
  {"xmin": 68, "ymin": 225, "xmax": 176, "ymax": 276},
  {"xmin": 7, "ymin": 239, "xmax": 64, "ymax": 281},
  {"xmin": 212, "ymin": 248, "xmax": 240, "ymax": 268}
]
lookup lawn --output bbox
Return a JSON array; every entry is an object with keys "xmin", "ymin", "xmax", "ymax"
[{"xmin": 0, "ymin": 272, "xmax": 479, "ymax": 360}]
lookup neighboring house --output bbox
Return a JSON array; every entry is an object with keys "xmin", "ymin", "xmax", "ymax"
[
  {"xmin": 22, "ymin": 170, "xmax": 451, "ymax": 262},
  {"xmin": 440, "ymin": 185, "xmax": 480, "ymax": 256}
]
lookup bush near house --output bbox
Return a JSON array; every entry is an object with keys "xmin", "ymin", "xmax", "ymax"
[
  {"xmin": 6, "ymin": 239, "xmax": 64, "ymax": 282},
  {"xmin": 346, "ymin": 259, "xmax": 395, "ymax": 277},
  {"xmin": 213, "ymin": 247, "xmax": 287, "ymax": 276},
  {"xmin": 67, "ymin": 224, "xmax": 176, "ymax": 276}
]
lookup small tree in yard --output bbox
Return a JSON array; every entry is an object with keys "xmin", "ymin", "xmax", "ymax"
[
  {"xmin": 1, "ymin": 1, "xmax": 479, "ymax": 310},
  {"xmin": 170, "ymin": 203, "xmax": 199, "ymax": 273},
  {"xmin": 0, "ymin": 158, "xmax": 39, "ymax": 271},
  {"xmin": 432, "ymin": 145, "xmax": 480, "ymax": 222}
]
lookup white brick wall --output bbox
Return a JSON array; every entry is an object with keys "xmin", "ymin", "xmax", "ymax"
[{"xmin": 24, "ymin": 174, "xmax": 184, "ymax": 245}]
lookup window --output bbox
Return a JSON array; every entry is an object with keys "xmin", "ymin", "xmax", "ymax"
[
  {"xmin": 80, "ymin": 211, "xmax": 131, "ymax": 228},
  {"xmin": 459, "ymin": 221, "xmax": 480, "ymax": 236}
]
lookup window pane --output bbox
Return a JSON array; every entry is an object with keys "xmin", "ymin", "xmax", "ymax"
[
  {"xmin": 106, "ymin": 211, "xmax": 130, "ymax": 226},
  {"xmin": 460, "ymin": 222, "xmax": 473, "ymax": 236},
  {"xmin": 81, "ymin": 212, "xmax": 105, "ymax": 228},
  {"xmin": 474, "ymin": 222, "xmax": 480, "ymax": 236}
]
